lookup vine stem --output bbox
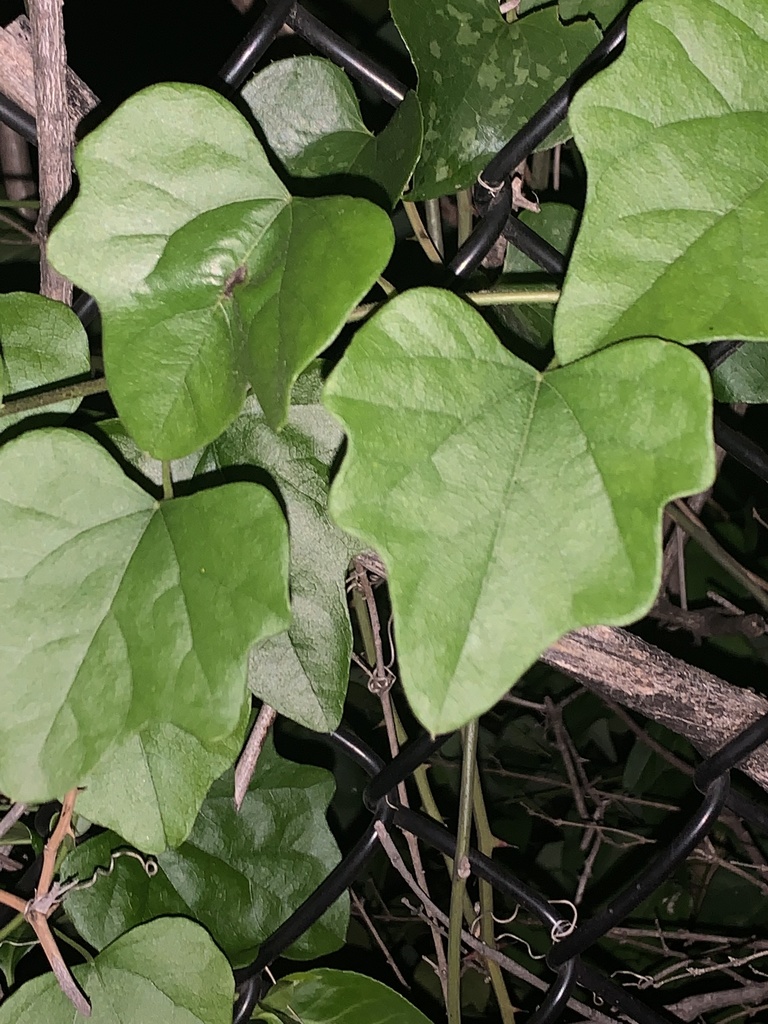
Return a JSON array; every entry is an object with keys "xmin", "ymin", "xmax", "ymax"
[
  {"xmin": 447, "ymin": 719, "xmax": 478, "ymax": 1024},
  {"xmin": 392, "ymin": 706, "xmax": 514, "ymax": 1021},
  {"xmin": 471, "ymin": 771, "xmax": 517, "ymax": 1024},
  {"xmin": 349, "ymin": 562, "xmax": 448, "ymax": 1000}
]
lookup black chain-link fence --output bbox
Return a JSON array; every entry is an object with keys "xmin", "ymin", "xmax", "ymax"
[{"xmin": 3, "ymin": 2, "xmax": 768, "ymax": 1022}]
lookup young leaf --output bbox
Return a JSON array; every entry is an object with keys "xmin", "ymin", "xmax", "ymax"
[
  {"xmin": 0, "ymin": 293, "xmax": 90, "ymax": 428},
  {"xmin": 712, "ymin": 344, "xmax": 768, "ymax": 404},
  {"xmin": 254, "ymin": 969, "xmax": 433, "ymax": 1024},
  {"xmin": 558, "ymin": 0, "xmax": 627, "ymax": 26},
  {"xmin": 324, "ymin": 288, "xmax": 714, "ymax": 733},
  {"xmin": 389, "ymin": 0, "xmax": 598, "ymax": 200},
  {"xmin": 48, "ymin": 84, "xmax": 393, "ymax": 458},
  {"xmin": 242, "ymin": 57, "xmax": 422, "ymax": 208},
  {"xmin": 64, "ymin": 737, "xmax": 348, "ymax": 966},
  {"xmin": 0, "ymin": 429, "xmax": 290, "ymax": 802},
  {"xmin": 0, "ymin": 918, "xmax": 233, "ymax": 1024},
  {"xmin": 197, "ymin": 366, "xmax": 358, "ymax": 733},
  {"xmin": 555, "ymin": 0, "xmax": 768, "ymax": 363}
]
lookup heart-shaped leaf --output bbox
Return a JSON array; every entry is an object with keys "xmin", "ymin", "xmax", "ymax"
[
  {"xmin": 242, "ymin": 57, "xmax": 422, "ymax": 209},
  {"xmin": 389, "ymin": 0, "xmax": 598, "ymax": 200},
  {"xmin": 0, "ymin": 428, "xmax": 290, "ymax": 802},
  {"xmin": 0, "ymin": 293, "xmax": 90, "ymax": 428},
  {"xmin": 554, "ymin": 0, "xmax": 768, "ymax": 363},
  {"xmin": 197, "ymin": 365, "xmax": 358, "ymax": 733},
  {"xmin": 0, "ymin": 918, "xmax": 233, "ymax": 1024},
  {"xmin": 254, "ymin": 969, "xmax": 433, "ymax": 1024},
  {"xmin": 48, "ymin": 84, "xmax": 393, "ymax": 458},
  {"xmin": 64, "ymin": 736, "xmax": 347, "ymax": 966},
  {"xmin": 324, "ymin": 288, "xmax": 714, "ymax": 733}
]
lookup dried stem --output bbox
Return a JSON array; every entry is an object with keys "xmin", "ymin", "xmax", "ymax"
[
  {"xmin": 234, "ymin": 704, "xmax": 278, "ymax": 810},
  {"xmin": 28, "ymin": 0, "xmax": 72, "ymax": 303}
]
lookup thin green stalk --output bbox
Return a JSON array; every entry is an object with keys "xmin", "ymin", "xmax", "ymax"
[
  {"xmin": 52, "ymin": 925, "xmax": 94, "ymax": 963},
  {"xmin": 346, "ymin": 288, "xmax": 559, "ymax": 324},
  {"xmin": 402, "ymin": 201, "xmax": 443, "ymax": 264},
  {"xmin": 457, "ymin": 189, "xmax": 473, "ymax": 248},
  {"xmin": 161, "ymin": 461, "xmax": 174, "ymax": 501},
  {"xmin": 394, "ymin": 706, "xmax": 517, "ymax": 1019},
  {"xmin": 424, "ymin": 198, "xmax": 445, "ymax": 258},
  {"xmin": 0, "ymin": 913, "xmax": 25, "ymax": 944},
  {"xmin": 468, "ymin": 288, "xmax": 560, "ymax": 306},
  {"xmin": 394, "ymin": 709, "xmax": 476, "ymax": 925},
  {"xmin": 0, "ymin": 199, "xmax": 40, "ymax": 208},
  {"xmin": 447, "ymin": 719, "xmax": 478, "ymax": 1024},
  {"xmin": 472, "ymin": 771, "xmax": 517, "ymax": 1024}
]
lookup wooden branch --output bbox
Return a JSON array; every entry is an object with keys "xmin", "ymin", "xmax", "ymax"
[
  {"xmin": 541, "ymin": 626, "xmax": 768, "ymax": 793},
  {"xmin": 28, "ymin": 0, "xmax": 74, "ymax": 302},
  {"xmin": 0, "ymin": 16, "xmax": 97, "ymax": 128}
]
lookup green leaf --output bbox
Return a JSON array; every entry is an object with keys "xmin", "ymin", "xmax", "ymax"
[
  {"xmin": 242, "ymin": 57, "xmax": 422, "ymax": 209},
  {"xmin": 64, "ymin": 737, "xmax": 348, "ymax": 967},
  {"xmin": 0, "ymin": 428, "xmax": 290, "ymax": 803},
  {"xmin": 558, "ymin": 0, "xmax": 627, "ymax": 26},
  {"xmin": 196, "ymin": 365, "xmax": 358, "ymax": 733},
  {"xmin": 75, "ymin": 701, "xmax": 249, "ymax": 853},
  {"xmin": 254, "ymin": 969, "xmax": 433, "ymax": 1024},
  {"xmin": 389, "ymin": 1, "xmax": 599, "ymax": 200},
  {"xmin": 0, "ymin": 918, "xmax": 233, "ymax": 1024},
  {"xmin": 48, "ymin": 83, "xmax": 393, "ymax": 458},
  {"xmin": 0, "ymin": 293, "xmax": 90, "ymax": 428},
  {"xmin": 554, "ymin": 0, "xmax": 768, "ymax": 363},
  {"xmin": 324, "ymin": 288, "xmax": 714, "ymax": 733},
  {"xmin": 712, "ymin": 344, "xmax": 768, "ymax": 404}
]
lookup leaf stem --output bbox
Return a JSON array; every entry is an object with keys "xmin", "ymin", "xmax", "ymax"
[
  {"xmin": 161, "ymin": 461, "xmax": 174, "ymax": 501},
  {"xmin": 447, "ymin": 719, "xmax": 478, "ymax": 1024},
  {"xmin": 424, "ymin": 198, "xmax": 445, "ymax": 259},
  {"xmin": 346, "ymin": 288, "xmax": 560, "ymax": 324},
  {"xmin": 0, "ymin": 199, "xmax": 41, "ymax": 209},
  {"xmin": 402, "ymin": 201, "xmax": 443, "ymax": 264},
  {"xmin": 468, "ymin": 288, "xmax": 560, "ymax": 306}
]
